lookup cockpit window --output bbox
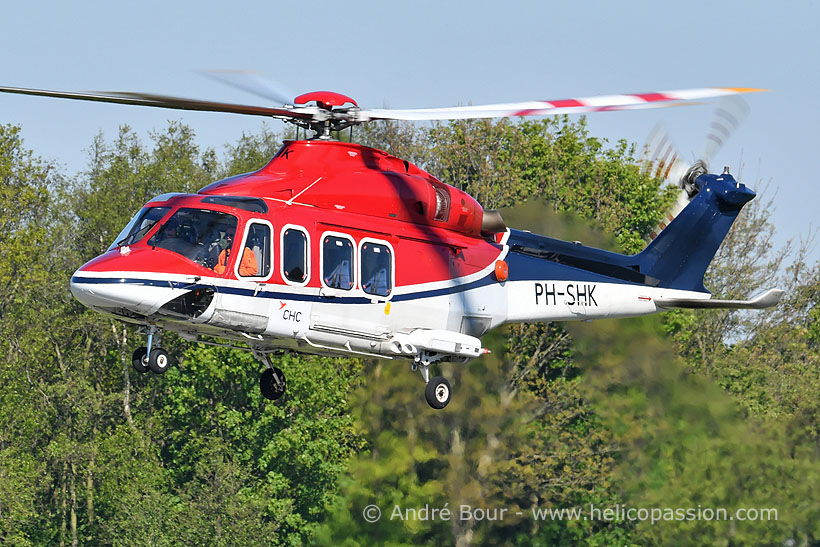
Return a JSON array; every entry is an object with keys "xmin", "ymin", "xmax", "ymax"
[
  {"xmin": 109, "ymin": 207, "xmax": 170, "ymax": 250},
  {"xmin": 148, "ymin": 208, "xmax": 237, "ymax": 272}
]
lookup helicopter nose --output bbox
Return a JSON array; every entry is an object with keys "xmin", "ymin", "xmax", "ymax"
[{"xmin": 70, "ymin": 270, "xmax": 148, "ymax": 311}]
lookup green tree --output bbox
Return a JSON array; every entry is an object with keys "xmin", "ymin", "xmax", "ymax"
[
  {"xmin": 319, "ymin": 118, "xmax": 673, "ymax": 545},
  {"xmin": 220, "ymin": 123, "xmax": 286, "ymax": 177},
  {"xmin": 0, "ymin": 121, "xmax": 369, "ymax": 545},
  {"xmin": 3, "ymin": 113, "xmax": 819, "ymax": 546}
]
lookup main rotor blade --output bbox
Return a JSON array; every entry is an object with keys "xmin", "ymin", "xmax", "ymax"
[
  {"xmin": 200, "ymin": 69, "xmax": 296, "ymax": 106},
  {"xmin": 357, "ymin": 87, "xmax": 766, "ymax": 122},
  {"xmin": 0, "ymin": 85, "xmax": 316, "ymax": 120}
]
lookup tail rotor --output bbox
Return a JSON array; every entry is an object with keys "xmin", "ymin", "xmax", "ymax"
[{"xmin": 643, "ymin": 95, "xmax": 751, "ymax": 239}]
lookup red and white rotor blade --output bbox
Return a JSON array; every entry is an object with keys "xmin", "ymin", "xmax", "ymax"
[{"xmin": 357, "ymin": 87, "xmax": 765, "ymax": 122}]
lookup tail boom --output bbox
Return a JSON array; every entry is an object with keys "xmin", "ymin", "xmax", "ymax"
[{"xmin": 501, "ymin": 170, "xmax": 782, "ymax": 323}]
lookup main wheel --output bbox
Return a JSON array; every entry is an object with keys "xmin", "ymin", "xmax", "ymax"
[
  {"xmin": 260, "ymin": 367, "xmax": 286, "ymax": 400},
  {"xmin": 132, "ymin": 347, "xmax": 150, "ymax": 374},
  {"xmin": 148, "ymin": 348, "xmax": 171, "ymax": 374},
  {"xmin": 425, "ymin": 376, "xmax": 451, "ymax": 409}
]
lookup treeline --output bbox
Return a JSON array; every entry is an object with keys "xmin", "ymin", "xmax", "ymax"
[{"xmin": 0, "ymin": 117, "xmax": 817, "ymax": 545}]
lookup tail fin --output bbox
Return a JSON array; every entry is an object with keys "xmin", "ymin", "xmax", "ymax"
[{"xmin": 636, "ymin": 170, "xmax": 755, "ymax": 293}]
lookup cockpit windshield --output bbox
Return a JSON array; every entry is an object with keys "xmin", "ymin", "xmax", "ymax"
[
  {"xmin": 148, "ymin": 208, "xmax": 238, "ymax": 271},
  {"xmin": 109, "ymin": 207, "xmax": 170, "ymax": 251}
]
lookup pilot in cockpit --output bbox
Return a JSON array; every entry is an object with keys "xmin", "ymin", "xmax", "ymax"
[{"xmin": 211, "ymin": 231, "xmax": 232, "ymax": 274}]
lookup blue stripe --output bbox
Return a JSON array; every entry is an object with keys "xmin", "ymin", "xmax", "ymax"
[
  {"xmin": 70, "ymin": 274, "xmax": 498, "ymax": 304},
  {"xmin": 504, "ymin": 252, "xmax": 642, "ymax": 285},
  {"xmin": 392, "ymin": 276, "xmax": 496, "ymax": 301}
]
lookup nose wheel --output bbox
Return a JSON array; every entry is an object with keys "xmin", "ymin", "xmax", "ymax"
[
  {"xmin": 131, "ymin": 326, "xmax": 171, "ymax": 374},
  {"xmin": 260, "ymin": 367, "xmax": 286, "ymax": 400},
  {"xmin": 413, "ymin": 353, "xmax": 452, "ymax": 409},
  {"xmin": 425, "ymin": 376, "xmax": 451, "ymax": 409},
  {"xmin": 255, "ymin": 351, "xmax": 287, "ymax": 401}
]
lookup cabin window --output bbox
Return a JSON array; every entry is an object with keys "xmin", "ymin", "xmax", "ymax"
[
  {"xmin": 360, "ymin": 241, "xmax": 392, "ymax": 297},
  {"xmin": 322, "ymin": 234, "xmax": 354, "ymax": 290},
  {"xmin": 238, "ymin": 222, "xmax": 271, "ymax": 278},
  {"xmin": 109, "ymin": 206, "xmax": 170, "ymax": 250},
  {"xmin": 282, "ymin": 227, "xmax": 309, "ymax": 284},
  {"xmin": 148, "ymin": 208, "xmax": 238, "ymax": 272}
]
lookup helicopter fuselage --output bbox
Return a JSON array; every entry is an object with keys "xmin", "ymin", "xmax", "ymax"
[{"xmin": 69, "ymin": 138, "xmax": 770, "ymax": 407}]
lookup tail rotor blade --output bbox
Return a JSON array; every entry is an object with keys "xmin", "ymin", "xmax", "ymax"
[
  {"xmin": 642, "ymin": 125, "xmax": 694, "ymax": 240},
  {"xmin": 643, "ymin": 123, "xmax": 690, "ymax": 183},
  {"xmin": 643, "ymin": 95, "xmax": 753, "ymax": 242},
  {"xmin": 702, "ymin": 95, "xmax": 750, "ymax": 166}
]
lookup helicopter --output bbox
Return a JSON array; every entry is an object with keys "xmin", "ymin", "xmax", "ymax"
[{"xmin": 0, "ymin": 78, "xmax": 782, "ymax": 409}]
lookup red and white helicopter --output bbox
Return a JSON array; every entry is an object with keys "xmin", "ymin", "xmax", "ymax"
[{"xmin": 0, "ymin": 78, "xmax": 781, "ymax": 409}]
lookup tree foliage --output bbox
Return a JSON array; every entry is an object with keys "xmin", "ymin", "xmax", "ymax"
[{"xmin": 0, "ymin": 116, "xmax": 817, "ymax": 546}]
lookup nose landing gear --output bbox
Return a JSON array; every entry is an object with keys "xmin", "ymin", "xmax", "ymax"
[
  {"xmin": 255, "ymin": 351, "xmax": 286, "ymax": 401},
  {"xmin": 425, "ymin": 376, "xmax": 451, "ymax": 409},
  {"xmin": 260, "ymin": 367, "xmax": 286, "ymax": 400},
  {"xmin": 413, "ymin": 352, "xmax": 452, "ymax": 409},
  {"xmin": 131, "ymin": 325, "xmax": 171, "ymax": 374}
]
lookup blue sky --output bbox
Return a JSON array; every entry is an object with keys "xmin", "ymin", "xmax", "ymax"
[{"xmin": 2, "ymin": 1, "xmax": 817, "ymax": 261}]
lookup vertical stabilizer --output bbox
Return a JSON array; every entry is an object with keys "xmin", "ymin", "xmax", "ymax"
[{"xmin": 636, "ymin": 171, "xmax": 755, "ymax": 293}]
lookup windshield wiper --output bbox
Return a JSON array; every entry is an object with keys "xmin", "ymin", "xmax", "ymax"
[{"xmin": 151, "ymin": 222, "xmax": 168, "ymax": 250}]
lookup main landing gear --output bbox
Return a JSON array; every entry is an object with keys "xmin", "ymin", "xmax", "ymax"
[
  {"xmin": 131, "ymin": 326, "xmax": 171, "ymax": 374},
  {"xmin": 256, "ymin": 352, "xmax": 286, "ymax": 401},
  {"xmin": 413, "ymin": 352, "xmax": 452, "ymax": 410}
]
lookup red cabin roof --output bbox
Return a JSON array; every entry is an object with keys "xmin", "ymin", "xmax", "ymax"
[{"xmin": 198, "ymin": 140, "xmax": 485, "ymax": 237}]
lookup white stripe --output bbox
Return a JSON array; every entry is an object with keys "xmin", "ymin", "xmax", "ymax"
[{"xmin": 287, "ymin": 176, "xmax": 322, "ymax": 205}]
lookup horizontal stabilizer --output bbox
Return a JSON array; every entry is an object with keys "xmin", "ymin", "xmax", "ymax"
[{"xmin": 655, "ymin": 288, "xmax": 784, "ymax": 309}]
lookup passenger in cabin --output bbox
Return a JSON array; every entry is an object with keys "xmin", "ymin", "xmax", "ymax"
[
  {"xmin": 210, "ymin": 233, "xmax": 258, "ymax": 276},
  {"xmin": 237, "ymin": 246, "xmax": 259, "ymax": 277}
]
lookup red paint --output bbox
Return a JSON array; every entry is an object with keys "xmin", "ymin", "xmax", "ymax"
[
  {"xmin": 511, "ymin": 108, "xmax": 541, "ymax": 117},
  {"xmin": 513, "ymin": 99, "xmax": 586, "ymax": 116},
  {"xmin": 200, "ymin": 140, "xmax": 484, "ymax": 238},
  {"xmin": 632, "ymin": 92, "xmax": 672, "ymax": 103},
  {"xmin": 293, "ymin": 91, "xmax": 358, "ymax": 108},
  {"xmin": 494, "ymin": 260, "xmax": 508, "ymax": 282},
  {"xmin": 548, "ymin": 99, "xmax": 585, "ymax": 108},
  {"xmin": 78, "ymin": 140, "xmax": 503, "ymax": 290}
]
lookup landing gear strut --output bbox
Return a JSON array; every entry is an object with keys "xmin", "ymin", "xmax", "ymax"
[
  {"xmin": 413, "ymin": 352, "xmax": 452, "ymax": 409},
  {"xmin": 132, "ymin": 325, "xmax": 171, "ymax": 374},
  {"xmin": 256, "ymin": 352, "xmax": 286, "ymax": 401}
]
